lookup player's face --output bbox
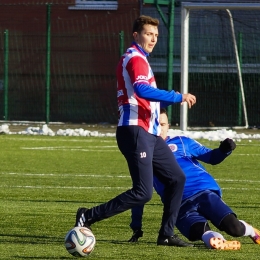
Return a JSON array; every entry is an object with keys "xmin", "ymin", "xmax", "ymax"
[
  {"xmin": 159, "ymin": 112, "xmax": 169, "ymax": 140},
  {"xmin": 133, "ymin": 24, "xmax": 158, "ymax": 53}
]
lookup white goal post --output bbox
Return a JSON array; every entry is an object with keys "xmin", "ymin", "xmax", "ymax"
[{"xmin": 180, "ymin": 2, "xmax": 260, "ymax": 131}]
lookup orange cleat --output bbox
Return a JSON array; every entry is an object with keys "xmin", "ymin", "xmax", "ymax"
[
  {"xmin": 250, "ymin": 228, "xmax": 260, "ymax": 244},
  {"xmin": 210, "ymin": 237, "xmax": 241, "ymax": 250}
]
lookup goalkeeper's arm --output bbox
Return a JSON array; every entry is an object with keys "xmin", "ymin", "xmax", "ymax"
[{"xmin": 208, "ymin": 138, "xmax": 236, "ymax": 165}]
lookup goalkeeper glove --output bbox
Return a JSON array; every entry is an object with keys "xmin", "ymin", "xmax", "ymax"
[
  {"xmin": 128, "ymin": 229, "xmax": 143, "ymax": 242},
  {"xmin": 219, "ymin": 138, "xmax": 236, "ymax": 153}
]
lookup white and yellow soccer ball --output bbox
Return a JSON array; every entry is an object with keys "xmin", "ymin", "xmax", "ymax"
[{"xmin": 64, "ymin": 227, "xmax": 96, "ymax": 257}]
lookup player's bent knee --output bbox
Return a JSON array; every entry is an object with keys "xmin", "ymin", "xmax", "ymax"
[
  {"xmin": 135, "ymin": 191, "xmax": 153, "ymax": 204},
  {"xmin": 139, "ymin": 195, "xmax": 152, "ymax": 204}
]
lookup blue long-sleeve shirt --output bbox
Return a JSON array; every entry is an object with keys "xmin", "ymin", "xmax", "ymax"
[{"xmin": 154, "ymin": 136, "xmax": 229, "ymax": 201}]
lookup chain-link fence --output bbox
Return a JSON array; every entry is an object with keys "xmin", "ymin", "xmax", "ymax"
[{"xmin": 1, "ymin": 0, "xmax": 260, "ymax": 127}]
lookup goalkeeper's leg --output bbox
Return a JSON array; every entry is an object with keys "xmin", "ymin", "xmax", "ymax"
[{"xmin": 219, "ymin": 214, "xmax": 260, "ymax": 244}]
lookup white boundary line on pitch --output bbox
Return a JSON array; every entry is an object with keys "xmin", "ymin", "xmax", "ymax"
[
  {"xmin": 0, "ymin": 172, "xmax": 130, "ymax": 178},
  {"xmin": 21, "ymin": 146, "xmax": 117, "ymax": 149},
  {"xmin": 0, "ymin": 185, "xmax": 128, "ymax": 189},
  {"xmin": 20, "ymin": 146, "xmax": 118, "ymax": 151},
  {"xmin": 235, "ymin": 154, "xmax": 260, "ymax": 156},
  {"xmin": 3, "ymin": 137, "xmax": 116, "ymax": 142},
  {"xmin": 1, "ymin": 172, "xmax": 260, "ymax": 183},
  {"xmin": 215, "ymin": 179, "xmax": 260, "ymax": 183},
  {"xmin": 221, "ymin": 187, "xmax": 260, "ymax": 190},
  {"xmin": 0, "ymin": 185, "xmax": 259, "ymax": 191},
  {"xmin": 2, "ymin": 136, "xmax": 260, "ymax": 144},
  {"xmin": 19, "ymin": 147, "xmax": 260, "ymax": 155}
]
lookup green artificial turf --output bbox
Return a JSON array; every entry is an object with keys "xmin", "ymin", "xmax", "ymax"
[{"xmin": 0, "ymin": 135, "xmax": 260, "ymax": 259}]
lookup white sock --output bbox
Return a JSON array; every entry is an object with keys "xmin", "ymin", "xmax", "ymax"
[
  {"xmin": 202, "ymin": 231, "xmax": 225, "ymax": 248},
  {"xmin": 239, "ymin": 220, "xmax": 255, "ymax": 237}
]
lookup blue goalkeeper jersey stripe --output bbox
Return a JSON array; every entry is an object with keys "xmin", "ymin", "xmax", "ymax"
[{"xmin": 153, "ymin": 136, "xmax": 225, "ymax": 201}]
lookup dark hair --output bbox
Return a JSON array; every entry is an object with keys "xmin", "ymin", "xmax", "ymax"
[
  {"xmin": 132, "ymin": 15, "xmax": 159, "ymax": 33},
  {"xmin": 160, "ymin": 108, "xmax": 167, "ymax": 115}
]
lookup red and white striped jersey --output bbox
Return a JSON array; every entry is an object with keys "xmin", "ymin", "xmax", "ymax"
[{"xmin": 116, "ymin": 43, "xmax": 161, "ymax": 136}]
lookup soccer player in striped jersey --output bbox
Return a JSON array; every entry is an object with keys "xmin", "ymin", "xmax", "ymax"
[
  {"xmin": 75, "ymin": 15, "xmax": 196, "ymax": 247},
  {"xmin": 128, "ymin": 108, "xmax": 260, "ymax": 250}
]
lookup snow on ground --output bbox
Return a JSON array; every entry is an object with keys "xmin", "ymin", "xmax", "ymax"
[{"xmin": 0, "ymin": 123, "xmax": 260, "ymax": 141}]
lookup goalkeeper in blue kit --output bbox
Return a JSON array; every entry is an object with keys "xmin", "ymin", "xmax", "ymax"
[{"xmin": 128, "ymin": 108, "xmax": 260, "ymax": 250}]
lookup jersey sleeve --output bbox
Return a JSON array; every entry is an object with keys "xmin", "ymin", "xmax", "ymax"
[
  {"xmin": 184, "ymin": 137, "xmax": 213, "ymax": 163},
  {"xmin": 126, "ymin": 55, "xmax": 183, "ymax": 104},
  {"xmin": 185, "ymin": 137, "xmax": 229, "ymax": 165},
  {"xmin": 134, "ymin": 84, "xmax": 183, "ymax": 103}
]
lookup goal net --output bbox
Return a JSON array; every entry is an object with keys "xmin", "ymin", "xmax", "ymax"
[{"xmin": 180, "ymin": 2, "xmax": 260, "ymax": 130}]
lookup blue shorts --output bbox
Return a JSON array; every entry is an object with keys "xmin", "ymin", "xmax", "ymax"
[{"xmin": 175, "ymin": 190, "xmax": 234, "ymax": 239}]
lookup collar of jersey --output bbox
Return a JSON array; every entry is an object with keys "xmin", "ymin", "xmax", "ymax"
[
  {"xmin": 132, "ymin": 42, "xmax": 149, "ymax": 57},
  {"xmin": 165, "ymin": 136, "xmax": 171, "ymax": 142}
]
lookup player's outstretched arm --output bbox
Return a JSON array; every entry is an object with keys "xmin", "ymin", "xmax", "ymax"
[
  {"xmin": 182, "ymin": 93, "xmax": 196, "ymax": 108},
  {"xmin": 208, "ymin": 138, "xmax": 236, "ymax": 165},
  {"xmin": 219, "ymin": 138, "xmax": 236, "ymax": 154}
]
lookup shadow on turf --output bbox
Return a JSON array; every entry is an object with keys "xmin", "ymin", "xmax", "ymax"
[
  {"xmin": 17, "ymin": 199, "xmax": 107, "ymax": 204},
  {"xmin": 14, "ymin": 257, "xmax": 71, "ymax": 259},
  {"xmin": 0, "ymin": 233, "xmax": 63, "ymax": 244},
  {"xmin": 109, "ymin": 239, "xmax": 205, "ymax": 248},
  {"xmin": 17, "ymin": 199, "xmax": 166, "ymax": 207}
]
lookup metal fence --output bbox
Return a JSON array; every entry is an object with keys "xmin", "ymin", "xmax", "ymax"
[{"xmin": 1, "ymin": 1, "xmax": 260, "ymax": 127}]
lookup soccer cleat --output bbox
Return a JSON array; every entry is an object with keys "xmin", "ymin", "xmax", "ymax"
[
  {"xmin": 128, "ymin": 229, "xmax": 143, "ymax": 242},
  {"xmin": 75, "ymin": 207, "xmax": 91, "ymax": 230},
  {"xmin": 250, "ymin": 228, "xmax": 260, "ymax": 244},
  {"xmin": 157, "ymin": 234, "xmax": 194, "ymax": 247},
  {"xmin": 209, "ymin": 237, "xmax": 241, "ymax": 250}
]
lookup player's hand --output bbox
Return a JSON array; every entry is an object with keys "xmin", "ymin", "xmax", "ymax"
[
  {"xmin": 128, "ymin": 229, "xmax": 143, "ymax": 242},
  {"xmin": 219, "ymin": 138, "xmax": 236, "ymax": 153},
  {"xmin": 182, "ymin": 93, "xmax": 196, "ymax": 108}
]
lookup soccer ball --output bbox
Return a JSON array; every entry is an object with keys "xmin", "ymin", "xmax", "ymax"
[{"xmin": 64, "ymin": 227, "xmax": 96, "ymax": 257}]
